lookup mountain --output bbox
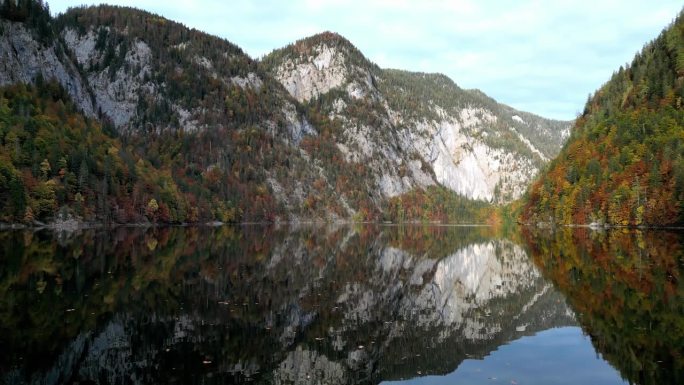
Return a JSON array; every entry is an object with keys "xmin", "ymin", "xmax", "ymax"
[
  {"xmin": 0, "ymin": 0, "xmax": 95, "ymax": 115},
  {"xmin": 262, "ymin": 32, "xmax": 570, "ymax": 203},
  {"xmin": 0, "ymin": 1, "xmax": 569, "ymax": 224},
  {"xmin": 521, "ymin": 11, "xmax": 684, "ymax": 226}
]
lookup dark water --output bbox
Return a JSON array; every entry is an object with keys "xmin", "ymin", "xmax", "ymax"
[{"xmin": 0, "ymin": 225, "xmax": 681, "ymax": 384}]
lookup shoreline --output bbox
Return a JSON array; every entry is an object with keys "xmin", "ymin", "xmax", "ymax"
[
  {"xmin": 1, "ymin": 219, "xmax": 682, "ymax": 232},
  {"xmin": 519, "ymin": 222, "xmax": 684, "ymax": 231},
  {"xmin": 0, "ymin": 220, "xmax": 491, "ymax": 229}
]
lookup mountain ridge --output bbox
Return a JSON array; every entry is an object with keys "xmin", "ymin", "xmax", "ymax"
[
  {"xmin": 262, "ymin": 31, "xmax": 569, "ymax": 203},
  {"xmin": 0, "ymin": 1, "xmax": 570, "ymax": 224}
]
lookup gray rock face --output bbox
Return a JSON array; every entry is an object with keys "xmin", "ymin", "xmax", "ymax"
[
  {"xmin": 62, "ymin": 27, "xmax": 155, "ymax": 129},
  {"xmin": 59, "ymin": 27, "xmax": 274, "ymax": 135},
  {"xmin": 275, "ymin": 44, "xmax": 350, "ymax": 103},
  {"xmin": 0, "ymin": 20, "xmax": 95, "ymax": 116},
  {"xmin": 267, "ymin": 39, "xmax": 571, "ymax": 203}
]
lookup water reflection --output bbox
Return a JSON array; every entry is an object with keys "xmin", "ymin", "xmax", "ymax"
[
  {"xmin": 0, "ymin": 225, "xmax": 676, "ymax": 384},
  {"xmin": 385, "ymin": 327, "xmax": 627, "ymax": 385},
  {"xmin": 524, "ymin": 228, "xmax": 684, "ymax": 385}
]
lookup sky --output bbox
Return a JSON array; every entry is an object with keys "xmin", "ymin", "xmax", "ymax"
[{"xmin": 47, "ymin": 0, "xmax": 683, "ymax": 120}]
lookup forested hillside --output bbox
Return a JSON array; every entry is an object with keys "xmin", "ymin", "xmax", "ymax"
[
  {"xmin": 0, "ymin": 81, "xmax": 228, "ymax": 223},
  {"xmin": 522, "ymin": 11, "xmax": 684, "ymax": 226},
  {"xmin": 0, "ymin": 2, "xmax": 378, "ymax": 223},
  {"xmin": 0, "ymin": 1, "xmax": 569, "ymax": 225}
]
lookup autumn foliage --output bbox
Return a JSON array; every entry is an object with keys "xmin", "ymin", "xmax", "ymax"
[
  {"xmin": 522, "ymin": 13, "xmax": 684, "ymax": 226},
  {"xmin": 0, "ymin": 82, "xmax": 282, "ymax": 223},
  {"xmin": 385, "ymin": 185, "xmax": 495, "ymax": 224}
]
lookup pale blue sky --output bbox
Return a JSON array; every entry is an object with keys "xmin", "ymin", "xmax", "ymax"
[{"xmin": 48, "ymin": 1, "xmax": 683, "ymax": 120}]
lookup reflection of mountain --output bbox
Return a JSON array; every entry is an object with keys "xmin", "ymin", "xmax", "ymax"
[
  {"xmin": 0, "ymin": 226, "xmax": 575, "ymax": 384},
  {"xmin": 374, "ymin": 241, "xmax": 575, "ymax": 381}
]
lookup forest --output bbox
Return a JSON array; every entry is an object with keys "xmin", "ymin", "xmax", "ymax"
[
  {"xmin": 522, "ymin": 11, "xmax": 684, "ymax": 226},
  {"xmin": 0, "ymin": 81, "xmax": 219, "ymax": 223}
]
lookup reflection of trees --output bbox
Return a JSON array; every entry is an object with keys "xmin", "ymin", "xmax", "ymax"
[
  {"xmin": 1, "ymin": 225, "xmax": 573, "ymax": 384},
  {"xmin": 523, "ymin": 228, "xmax": 684, "ymax": 385}
]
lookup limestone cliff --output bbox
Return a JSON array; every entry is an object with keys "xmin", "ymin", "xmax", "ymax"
[
  {"xmin": 262, "ymin": 33, "xmax": 571, "ymax": 203},
  {"xmin": 0, "ymin": 18, "xmax": 95, "ymax": 116}
]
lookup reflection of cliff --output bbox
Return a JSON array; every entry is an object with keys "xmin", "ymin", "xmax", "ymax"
[
  {"xmin": 524, "ymin": 228, "xmax": 684, "ymax": 385},
  {"xmin": 373, "ymin": 240, "xmax": 576, "ymax": 380},
  {"xmin": 1, "ymin": 226, "xmax": 575, "ymax": 384}
]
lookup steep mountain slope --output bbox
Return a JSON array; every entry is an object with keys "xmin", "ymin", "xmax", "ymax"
[
  {"xmin": 0, "ymin": 1, "xmax": 95, "ymax": 115},
  {"xmin": 262, "ymin": 32, "xmax": 570, "ymax": 203},
  {"xmin": 0, "ymin": 81, "xmax": 189, "ymax": 223},
  {"xmin": 1, "ymin": 3, "xmax": 375, "ymax": 223},
  {"xmin": 0, "ymin": 2, "xmax": 569, "ymax": 224},
  {"xmin": 522, "ymin": 11, "xmax": 684, "ymax": 226},
  {"xmin": 56, "ymin": 5, "xmax": 287, "ymax": 132}
]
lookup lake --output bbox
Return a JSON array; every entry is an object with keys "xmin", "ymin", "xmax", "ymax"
[{"xmin": 0, "ymin": 225, "xmax": 682, "ymax": 384}]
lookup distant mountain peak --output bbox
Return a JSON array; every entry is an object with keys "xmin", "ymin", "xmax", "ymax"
[
  {"xmin": 261, "ymin": 34, "xmax": 570, "ymax": 203},
  {"xmin": 294, "ymin": 31, "xmax": 355, "ymax": 50},
  {"xmin": 261, "ymin": 31, "xmax": 379, "ymax": 103}
]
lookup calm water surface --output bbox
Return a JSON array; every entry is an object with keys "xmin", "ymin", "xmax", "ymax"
[{"xmin": 0, "ymin": 225, "xmax": 681, "ymax": 384}]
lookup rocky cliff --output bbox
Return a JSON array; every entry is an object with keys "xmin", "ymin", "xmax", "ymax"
[
  {"xmin": 0, "ymin": 18, "xmax": 95, "ymax": 115},
  {"xmin": 262, "ymin": 33, "xmax": 570, "ymax": 202},
  {"xmin": 0, "ymin": 3, "xmax": 570, "ymax": 223}
]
